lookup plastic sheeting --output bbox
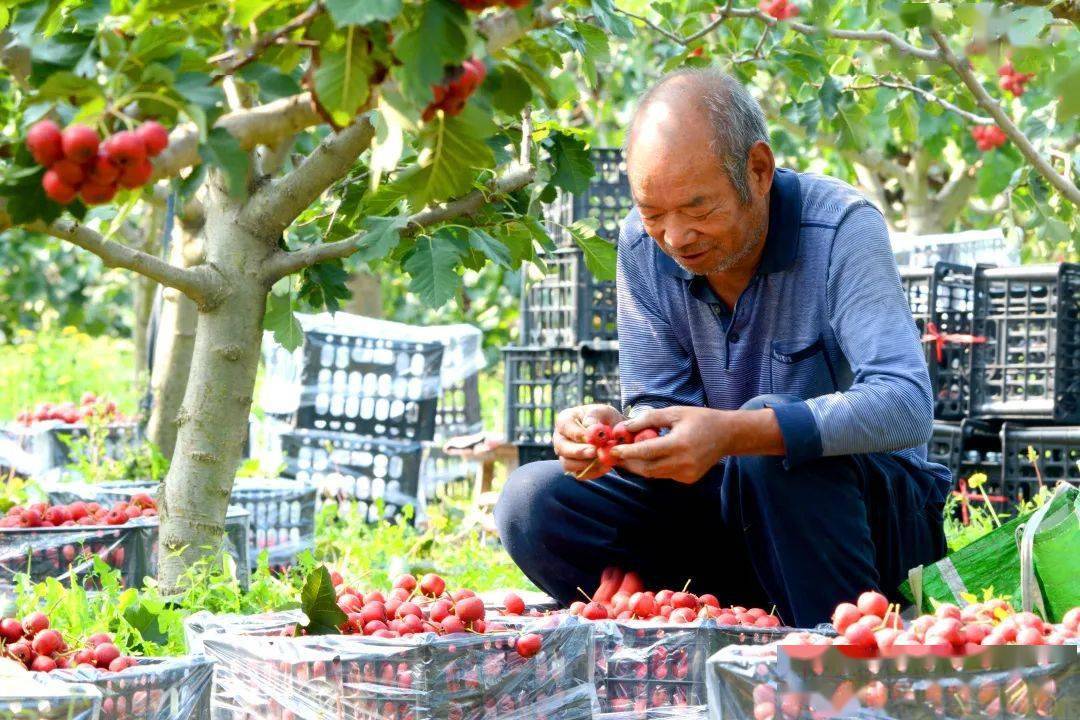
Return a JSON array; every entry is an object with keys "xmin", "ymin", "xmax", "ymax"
[
  {"xmin": 54, "ymin": 655, "xmax": 215, "ymax": 720},
  {"xmin": 707, "ymin": 642, "xmax": 1080, "ymax": 720},
  {"xmin": 198, "ymin": 612, "xmax": 597, "ymax": 719},
  {"xmin": 45, "ymin": 479, "xmax": 316, "ymax": 570},
  {"xmin": 260, "ymin": 313, "xmax": 486, "ymax": 417},
  {"xmin": 2, "ymin": 422, "xmax": 141, "ymax": 476},
  {"xmin": 0, "ymin": 508, "xmax": 251, "ymax": 591},
  {"xmin": 0, "ymin": 669, "xmax": 101, "ymax": 719},
  {"xmin": 183, "ymin": 609, "xmax": 306, "ymax": 655}
]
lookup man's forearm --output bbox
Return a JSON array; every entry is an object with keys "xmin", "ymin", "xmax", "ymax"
[{"xmin": 713, "ymin": 408, "xmax": 786, "ymax": 457}]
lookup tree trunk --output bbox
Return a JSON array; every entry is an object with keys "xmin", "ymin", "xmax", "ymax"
[
  {"xmin": 157, "ymin": 185, "xmax": 271, "ymax": 592},
  {"xmin": 146, "ymin": 225, "xmax": 201, "ymax": 458},
  {"xmin": 345, "ymin": 269, "xmax": 383, "ymax": 318}
]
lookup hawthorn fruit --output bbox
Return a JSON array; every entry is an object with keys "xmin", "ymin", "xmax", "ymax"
[{"xmin": 27, "ymin": 120, "xmax": 64, "ymax": 166}]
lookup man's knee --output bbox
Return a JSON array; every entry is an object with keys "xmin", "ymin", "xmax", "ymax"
[
  {"xmin": 740, "ymin": 393, "xmax": 803, "ymax": 412},
  {"xmin": 494, "ymin": 460, "xmax": 567, "ymax": 544}
]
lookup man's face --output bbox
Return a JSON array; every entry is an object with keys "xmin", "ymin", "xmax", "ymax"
[{"xmin": 629, "ymin": 151, "xmax": 767, "ymax": 277}]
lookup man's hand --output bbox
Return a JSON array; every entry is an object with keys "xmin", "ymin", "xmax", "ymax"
[
  {"xmin": 554, "ymin": 404, "xmax": 626, "ymax": 480},
  {"xmin": 610, "ymin": 406, "xmax": 730, "ymax": 484}
]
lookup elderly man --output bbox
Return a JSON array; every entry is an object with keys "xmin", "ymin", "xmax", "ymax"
[{"xmin": 495, "ymin": 69, "xmax": 950, "ymax": 627}]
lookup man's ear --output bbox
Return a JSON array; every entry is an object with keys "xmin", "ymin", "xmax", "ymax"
[{"xmin": 746, "ymin": 142, "xmax": 775, "ymax": 199}]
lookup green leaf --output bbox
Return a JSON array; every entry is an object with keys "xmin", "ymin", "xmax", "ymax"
[
  {"xmin": 496, "ymin": 221, "xmax": 537, "ymax": 265},
  {"xmin": 35, "ymin": 71, "xmax": 103, "ymax": 102},
  {"xmin": 548, "ymin": 133, "xmax": 593, "ymax": 195},
  {"xmin": 232, "ymin": 0, "xmax": 279, "ymax": 27},
  {"xmin": 264, "ymin": 292, "xmax": 304, "ymax": 351},
  {"xmin": 976, "ymin": 150, "xmax": 1015, "ymax": 196},
  {"xmin": 466, "ymin": 227, "xmax": 512, "ymax": 268},
  {"xmin": 1006, "ymin": 7, "xmax": 1052, "ymax": 46},
  {"xmin": 393, "ymin": 0, "xmax": 467, "ymax": 102},
  {"xmin": 238, "ymin": 63, "xmax": 302, "ymax": 101},
  {"xmin": 314, "ymin": 27, "xmax": 374, "ymax": 127},
  {"xmin": 370, "ymin": 108, "xmax": 405, "ymax": 188},
  {"xmin": 405, "ymin": 231, "xmax": 463, "ymax": 306},
  {"xmin": 300, "ymin": 566, "xmax": 348, "ymax": 635},
  {"xmin": 123, "ymin": 600, "xmax": 170, "ymax": 647},
  {"xmin": 301, "ymin": 261, "xmax": 352, "ymax": 313},
  {"xmin": 71, "ymin": 0, "xmax": 110, "ymax": 27},
  {"xmin": 486, "ymin": 65, "xmax": 532, "ymax": 116},
  {"xmin": 899, "ymin": 2, "xmax": 932, "ymax": 27},
  {"xmin": 568, "ymin": 220, "xmax": 616, "ymax": 281},
  {"xmin": 590, "ymin": 0, "xmax": 635, "ymax": 39},
  {"xmin": 554, "ymin": 22, "xmax": 610, "ymax": 87},
  {"xmin": 818, "ymin": 76, "xmax": 841, "ymax": 119},
  {"xmin": 175, "ymin": 72, "xmax": 225, "ymax": 111},
  {"xmin": 326, "ymin": 0, "xmax": 401, "ymax": 26},
  {"xmin": 393, "ymin": 114, "xmax": 495, "ymax": 209},
  {"xmin": 0, "ymin": 166, "xmax": 62, "ymax": 226},
  {"xmin": 200, "ymin": 127, "xmax": 251, "ymax": 198},
  {"xmin": 355, "ymin": 214, "xmax": 409, "ymax": 263}
]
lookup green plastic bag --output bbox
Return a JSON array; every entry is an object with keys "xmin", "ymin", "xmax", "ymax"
[{"xmin": 901, "ymin": 483, "xmax": 1080, "ymax": 622}]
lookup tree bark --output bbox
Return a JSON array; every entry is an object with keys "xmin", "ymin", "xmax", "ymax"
[
  {"xmin": 157, "ymin": 182, "xmax": 272, "ymax": 592},
  {"xmin": 146, "ymin": 224, "xmax": 202, "ymax": 458},
  {"xmin": 131, "ymin": 211, "xmax": 164, "ymax": 382}
]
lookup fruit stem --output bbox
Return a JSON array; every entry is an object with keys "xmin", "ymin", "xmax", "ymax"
[
  {"xmin": 575, "ymin": 459, "xmax": 599, "ymax": 480},
  {"xmin": 576, "ymin": 586, "xmax": 593, "ymax": 603},
  {"xmin": 681, "ymin": 578, "xmax": 691, "ymax": 593}
]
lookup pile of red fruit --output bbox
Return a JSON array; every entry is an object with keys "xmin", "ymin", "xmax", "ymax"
[
  {"xmin": 971, "ymin": 124, "xmax": 1007, "ymax": 151},
  {"xmin": 453, "ymin": 0, "xmax": 529, "ymax": 11},
  {"xmin": 581, "ymin": 422, "xmax": 659, "ymax": 475},
  {"xmin": 759, "ymin": 0, "xmax": 799, "ymax": 20},
  {"xmin": 0, "ymin": 495, "xmax": 157, "ymax": 529},
  {"xmin": 330, "ymin": 571, "xmax": 543, "ymax": 659},
  {"xmin": 16, "ymin": 393, "xmax": 123, "ymax": 426},
  {"xmin": 998, "ymin": 61, "xmax": 1034, "ymax": 97},
  {"xmin": 422, "ymin": 58, "xmax": 487, "ymax": 122},
  {"xmin": 774, "ymin": 592, "xmax": 1080, "ymax": 658},
  {"xmin": 0, "ymin": 611, "xmax": 136, "ymax": 673},
  {"xmin": 26, "ymin": 120, "xmax": 169, "ymax": 205}
]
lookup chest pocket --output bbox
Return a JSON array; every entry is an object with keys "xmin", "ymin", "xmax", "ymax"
[{"xmin": 769, "ymin": 335, "xmax": 837, "ymax": 399}]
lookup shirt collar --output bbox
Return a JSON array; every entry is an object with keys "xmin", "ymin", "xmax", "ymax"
[{"xmin": 656, "ymin": 167, "xmax": 802, "ymax": 280}]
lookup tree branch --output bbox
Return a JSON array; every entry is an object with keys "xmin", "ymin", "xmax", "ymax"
[
  {"xmin": 1007, "ymin": 0, "xmax": 1080, "ymax": 24},
  {"xmin": 933, "ymin": 164, "xmax": 979, "ymax": 226},
  {"xmin": 930, "ymin": 30, "xmax": 1080, "ymax": 206},
  {"xmin": 31, "ymin": 218, "xmax": 225, "ymax": 308},
  {"xmin": 243, "ymin": 110, "xmax": 377, "ymax": 235},
  {"xmin": 479, "ymin": 0, "xmax": 565, "ymax": 52},
  {"xmin": 151, "ymin": 94, "xmax": 320, "ymax": 181},
  {"xmin": 847, "ymin": 75, "xmax": 993, "ymax": 124},
  {"xmin": 209, "ymin": 2, "xmax": 322, "ymax": 80},
  {"xmin": 262, "ymin": 162, "xmax": 537, "ymax": 282}
]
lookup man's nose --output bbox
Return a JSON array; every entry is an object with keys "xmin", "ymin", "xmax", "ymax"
[{"xmin": 664, "ymin": 220, "xmax": 699, "ymax": 250}]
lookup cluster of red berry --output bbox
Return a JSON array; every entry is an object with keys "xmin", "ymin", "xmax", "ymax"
[
  {"xmin": 759, "ymin": 0, "xmax": 799, "ymax": 20},
  {"xmin": 422, "ymin": 58, "xmax": 487, "ymax": 122},
  {"xmin": 0, "ymin": 612, "xmax": 136, "ymax": 673},
  {"xmin": 970, "ymin": 124, "xmax": 1008, "ymax": 151},
  {"xmin": 583, "ymin": 422, "xmax": 659, "ymax": 473},
  {"xmin": 16, "ymin": 392, "xmax": 122, "ymax": 426},
  {"xmin": 330, "ymin": 571, "xmax": 543, "ymax": 659},
  {"xmin": 26, "ymin": 120, "xmax": 169, "ymax": 205},
  {"xmin": 998, "ymin": 62, "xmax": 1034, "ymax": 97},
  {"xmin": 453, "ymin": 0, "xmax": 530, "ymax": 11},
  {"xmin": 0, "ymin": 494, "xmax": 157, "ymax": 529}
]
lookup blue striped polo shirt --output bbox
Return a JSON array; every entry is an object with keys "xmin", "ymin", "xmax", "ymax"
[{"xmin": 617, "ymin": 167, "xmax": 951, "ymax": 503}]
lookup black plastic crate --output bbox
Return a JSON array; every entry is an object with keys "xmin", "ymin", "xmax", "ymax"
[
  {"xmin": 543, "ymin": 148, "xmax": 633, "ymax": 247},
  {"xmin": 970, "ymin": 263, "xmax": 1080, "ymax": 422},
  {"xmin": 928, "ymin": 419, "xmax": 1006, "ymax": 509},
  {"xmin": 434, "ymin": 372, "xmax": 482, "ymax": 439},
  {"xmin": 899, "ymin": 263, "xmax": 976, "ymax": 419},
  {"xmin": 504, "ymin": 345, "xmax": 621, "ymax": 445},
  {"xmin": 294, "ymin": 331, "xmax": 443, "ymax": 441},
  {"xmin": 279, "ymin": 430, "xmax": 421, "ymax": 523},
  {"xmin": 520, "ymin": 247, "xmax": 618, "ymax": 347},
  {"xmin": 1001, "ymin": 423, "xmax": 1080, "ymax": 507}
]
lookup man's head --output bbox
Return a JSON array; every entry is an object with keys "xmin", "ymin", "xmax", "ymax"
[{"xmin": 625, "ymin": 69, "xmax": 775, "ymax": 276}]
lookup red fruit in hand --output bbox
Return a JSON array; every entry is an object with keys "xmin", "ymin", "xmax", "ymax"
[
  {"xmin": 27, "ymin": 120, "xmax": 64, "ymax": 166},
  {"xmin": 105, "ymin": 130, "xmax": 147, "ymax": 167},
  {"xmin": 857, "ymin": 591, "xmax": 889, "ymax": 618},
  {"xmin": 119, "ymin": 158, "xmax": 153, "ymax": 189},
  {"xmin": 596, "ymin": 444, "xmax": 616, "ymax": 468},
  {"xmin": 611, "ymin": 423, "xmax": 634, "ymax": 445},
  {"xmin": 503, "ymin": 592, "xmax": 526, "ymax": 615},
  {"xmin": 22, "ymin": 611, "xmax": 50, "ymax": 637},
  {"xmin": 515, "ymin": 632, "xmax": 542, "ymax": 658},
  {"xmin": 585, "ymin": 423, "xmax": 612, "ymax": 446},
  {"xmin": 61, "ymin": 124, "xmax": 100, "ymax": 163},
  {"xmin": 136, "ymin": 121, "xmax": 169, "ymax": 156},
  {"xmin": 632, "ymin": 428, "xmax": 659, "ymax": 443},
  {"xmin": 42, "ymin": 170, "xmax": 78, "ymax": 204}
]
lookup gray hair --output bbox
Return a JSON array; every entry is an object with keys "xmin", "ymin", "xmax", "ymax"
[{"xmin": 625, "ymin": 68, "xmax": 769, "ymax": 204}]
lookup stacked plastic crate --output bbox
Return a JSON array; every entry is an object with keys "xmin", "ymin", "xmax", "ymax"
[
  {"xmin": 506, "ymin": 149, "xmax": 628, "ymax": 464},
  {"xmin": 259, "ymin": 313, "xmax": 486, "ymax": 523},
  {"xmin": 900, "ymin": 262, "xmax": 1080, "ymax": 511}
]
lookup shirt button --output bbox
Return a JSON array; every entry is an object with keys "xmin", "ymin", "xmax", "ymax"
[{"xmin": 729, "ymin": 331, "xmax": 740, "ymax": 343}]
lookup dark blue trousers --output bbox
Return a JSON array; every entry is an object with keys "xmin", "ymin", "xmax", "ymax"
[{"xmin": 494, "ymin": 395, "xmax": 947, "ymax": 627}]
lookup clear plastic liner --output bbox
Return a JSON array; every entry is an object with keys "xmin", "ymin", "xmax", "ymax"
[
  {"xmin": 260, "ymin": 313, "xmax": 486, "ymax": 417},
  {"xmin": 3, "ymin": 422, "xmax": 141, "ymax": 476},
  {"xmin": 0, "ymin": 669, "xmax": 102, "ymax": 720},
  {"xmin": 45, "ymin": 479, "xmax": 316, "ymax": 570},
  {"xmin": 198, "ymin": 612, "xmax": 596, "ymax": 719},
  {"xmin": 706, "ymin": 642, "xmax": 1080, "ymax": 719},
  {"xmin": 183, "ymin": 609, "xmax": 306, "ymax": 655},
  {"xmin": 53, "ymin": 655, "xmax": 215, "ymax": 720},
  {"xmin": 0, "ymin": 508, "xmax": 251, "ymax": 590}
]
